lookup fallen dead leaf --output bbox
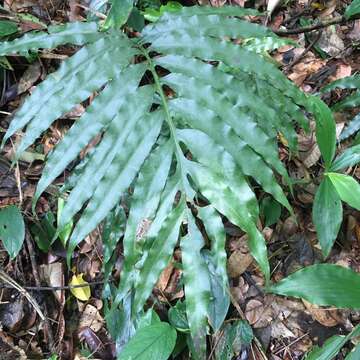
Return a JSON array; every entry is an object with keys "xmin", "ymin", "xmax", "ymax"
[
  {"xmin": 303, "ymin": 300, "xmax": 340, "ymax": 327},
  {"xmin": 79, "ymin": 304, "xmax": 104, "ymax": 333},
  {"xmin": 227, "ymin": 250, "xmax": 253, "ymax": 278}
]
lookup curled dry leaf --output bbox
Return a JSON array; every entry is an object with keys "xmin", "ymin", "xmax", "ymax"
[
  {"xmin": 79, "ymin": 304, "xmax": 104, "ymax": 333},
  {"xmin": 227, "ymin": 250, "xmax": 253, "ymax": 278},
  {"xmin": 245, "ymin": 299, "xmax": 264, "ymax": 325},
  {"xmin": 302, "ymin": 300, "xmax": 341, "ymax": 327}
]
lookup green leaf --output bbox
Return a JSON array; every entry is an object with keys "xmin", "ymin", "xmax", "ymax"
[
  {"xmin": 215, "ymin": 320, "xmax": 253, "ymax": 360},
  {"xmin": 269, "ymin": 264, "xmax": 360, "ymax": 308},
  {"xmin": 346, "ymin": 343, "xmax": 360, "ymax": 360},
  {"xmin": 327, "ymin": 172, "xmax": 360, "ymax": 210},
  {"xmin": 322, "ymin": 75, "xmax": 360, "ymax": 92},
  {"xmin": 30, "ymin": 211, "xmax": 56, "ymax": 252},
  {"xmin": 312, "ymin": 177, "xmax": 342, "ymax": 258},
  {"xmin": 345, "ymin": 0, "xmax": 360, "ymax": 19},
  {"xmin": 0, "ymin": 22, "xmax": 101, "ymax": 56},
  {"xmin": 105, "ymin": 0, "xmax": 134, "ymax": 29},
  {"xmin": 118, "ymin": 322, "xmax": 177, "ymax": 360},
  {"xmin": 120, "ymin": 139, "xmax": 173, "ymax": 290},
  {"xmin": 34, "ymin": 63, "xmax": 145, "ymax": 206},
  {"xmin": 181, "ymin": 211, "xmax": 211, "ymax": 359},
  {"xmin": 260, "ymin": 196, "xmax": 282, "ymax": 227},
  {"xmin": 331, "ymin": 144, "xmax": 360, "ymax": 171},
  {"xmin": 310, "ymin": 96, "xmax": 336, "ymax": 169},
  {"xmin": 168, "ymin": 301, "xmax": 189, "ymax": 332},
  {"xmin": 0, "ymin": 21, "xmax": 18, "ymax": 37},
  {"xmin": 187, "ymin": 160, "xmax": 270, "ymax": 283},
  {"xmin": 202, "ymin": 250, "xmax": 229, "ymax": 332},
  {"xmin": 57, "ymin": 198, "xmax": 73, "ymax": 246},
  {"xmin": 333, "ymin": 91, "xmax": 360, "ymax": 111},
  {"xmin": 339, "ymin": 113, "xmax": 360, "ymax": 141},
  {"xmin": 0, "ymin": 205, "xmax": 25, "ymax": 259},
  {"xmin": 305, "ymin": 325, "xmax": 360, "ymax": 360},
  {"xmin": 66, "ymin": 109, "xmax": 163, "ymax": 266},
  {"xmin": 60, "ymin": 85, "xmax": 154, "ymax": 229},
  {"xmin": 132, "ymin": 197, "xmax": 185, "ymax": 313}
]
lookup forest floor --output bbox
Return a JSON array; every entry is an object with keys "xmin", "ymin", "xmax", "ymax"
[{"xmin": 0, "ymin": 0, "xmax": 360, "ymax": 359}]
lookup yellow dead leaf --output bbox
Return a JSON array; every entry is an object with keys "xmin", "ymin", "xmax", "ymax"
[{"xmin": 70, "ymin": 274, "xmax": 91, "ymax": 301}]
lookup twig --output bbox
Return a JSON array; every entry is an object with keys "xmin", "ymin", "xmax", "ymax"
[
  {"xmin": 25, "ymin": 233, "xmax": 54, "ymax": 351},
  {"xmin": 0, "ymin": 279, "xmax": 109, "ymax": 291},
  {"xmin": 0, "ymin": 270, "xmax": 45, "ymax": 320},
  {"xmin": 285, "ymin": 30, "xmax": 322, "ymax": 72},
  {"xmin": 274, "ymin": 15, "xmax": 360, "ymax": 35}
]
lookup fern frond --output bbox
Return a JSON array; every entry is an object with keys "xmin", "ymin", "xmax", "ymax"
[
  {"xmin": 1, "ymin": 7, "xmax": 318, "ymax": 358},
  {"xmin": 2, "ymin": 33, "xmax": 136, "ymax": 155},
  {"xmin": 0, "ymin": 22, "xmax": 101, "ymax": 56}
]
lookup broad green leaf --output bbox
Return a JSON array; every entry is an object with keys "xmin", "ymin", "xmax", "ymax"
[
  {"xmin": 164, "ymin": 5, "xmax": 260, "ymax": 18},
  {"xmin": 66, "ymin": 109, "xmax": 163, "ymax": 266},
  {"xmin": 310, "ymin": 96, "xmax": 336, "ymax": 169},
  {"xmin": 57, "ymin": 198, "xmax": 73, "ymax": 246},
  {"xmin": 305, "ymin": 324, "xmax": 360, "ymax": 360},
  {"xmin": 345, "ymin": 0, "xmax": 360, "ymax": 19},
  {"xmin": 202, "ymin": 250, "xmax": 229, "ymax": 332},
  {"xmin": 331, "ymin": 144, "xmax": 360, "ymax": 171},
  {"xmin": 3, "ymin": 33, "xmax": 136, "ymax": 157},
  {"xmin": 260, "ymin": 196, "xmax": 282, "ymax": 227},
  {"xmin": 168, "ymin": 97, "xmax": 291, "ymax": 212},
  {"xmin": 59, "ymin": 85, "xmax": 154, "ymax": 229},
  {"xmin": 34, "ymin": 64, "xmax": 146, "ymax": 206},
  {"xmin": 136, "ymin": 308, "xmax": 161, "ymax": 329},
  {"xmin": 187, "ymin": 160, "xmax": 270, "ymax": 283},
  {"xmin": 70, "ymin": 274, "xmax": 91, "ymax": 301},
  {"xmin": 215, "ymin": 320, "xmax": 253, "ymax": 360},
  {"xmin": 197, "ymin": 206, "xmax": 227, "ymax": 288},
  {"xmin": 168, "ymin": 301, "xmax": 189, "ymax": 332},
  {"xmin": 346, "ymin": 343, "xmax": 360, "ymax": 359},
  {"xmin": 118, "ymin": 322, "xmax": 177, "ymax": 360},
  {"xmin": 322, "ymin": 75, "xmax": 360, "ymax": 92},
  {"xmin": 0, "ymin": 21, "xmax": 18, "ymax": 37},
  {"xmin": 181, "ymin": 212, "xmax": 211, "ymax": 359},
  {"xmin": 30, "ymin": 211, "xmax": 56, "ymax": 252},
  {"xmin": 333, "ymin": 91, "xmax": 360, "ymax": 111},
  {"xmin": 327, "ymin": 172, "xmax": 360, "ymax": 210},
  {"xmin": 132, "ymin": 197, "xmax": 185, "ymax": 313},
  {"xmin": 0, "ymin": 22, "xmax": 101, "ymax": 56},
  {"xmin": 143, "ymin": 1, "xmax": 182, "ymax": 22},
  {"xmin": 269, "ymin": 264, "xmax": 360, "ymax": 308},
  {"xmin": 143, "ymin": 14, "xmax": 275, "ymax": 42},
  {"xmin": 0, "ymin": 205, "xmax": 25, "ymax": 259},
  {"xmin": 243, "ymin": 36, "xmax": 296, "ymax": 53},
  {"xmin": 121, "ymin": 139, "xmax": 173, "ymax": 281},
  {"xmin": 312, "ymin": 177, "xmax": 342, "ymax": 258},
  {"xmin": 105, "ymin": 0, "xmax": 134, "ymax": 29},
  {"xmin": 102, "ymin": 205, "xmax": 126, "ymax": 298},
  {"xmin": 339, "ymin": 113, "xmax": 360, "ymax": 141}
]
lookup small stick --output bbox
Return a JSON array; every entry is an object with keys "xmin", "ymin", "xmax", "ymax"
[
  {"xmin": 0, "ymin": 269, "xmax": 45, "ymax": 320},
  {"xmin": 25, "ymin": 233, "xmax": 55, "ymax": 351},
  {"xmin": 285, "ymin": 30, "xmax": 322, "ymax": 72},
  {"xmin": 274, "ymin": 15, "xmax": 360, "ymax": 35},
  {"xmin": 0, "ymin": 279, "xmax": 108, "ymax": 291}
]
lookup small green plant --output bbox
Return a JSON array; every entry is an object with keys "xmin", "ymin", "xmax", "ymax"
[{"xmin": 0, "ymin": 5, "xmax": 327, "ymax": 357}]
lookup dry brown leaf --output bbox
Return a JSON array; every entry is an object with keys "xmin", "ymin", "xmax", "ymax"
[
  {"xmin": 227, "ymin": 250, "xmax": 253, "ymax": 278},
  {"xmin": 40, "ymin": 262, "xmax": 64, "ymax": 304},
  {"xmin": 329, "ymin": 63, "xmax": 352, "ymax": 82},
  {"xmin": 245, "ymin": 299, "xmax": 264, "ymax": 325},
  {"xmin": 303, "ymin": 300, "xmax": 341, "ymax": 327},
  {"xmin": 18, "ymin": 62, "xmax": 42, "ymax": 95},
  {"xmin": 79, "ymin": 304, "xmax": 104, "ymax": 333}
]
